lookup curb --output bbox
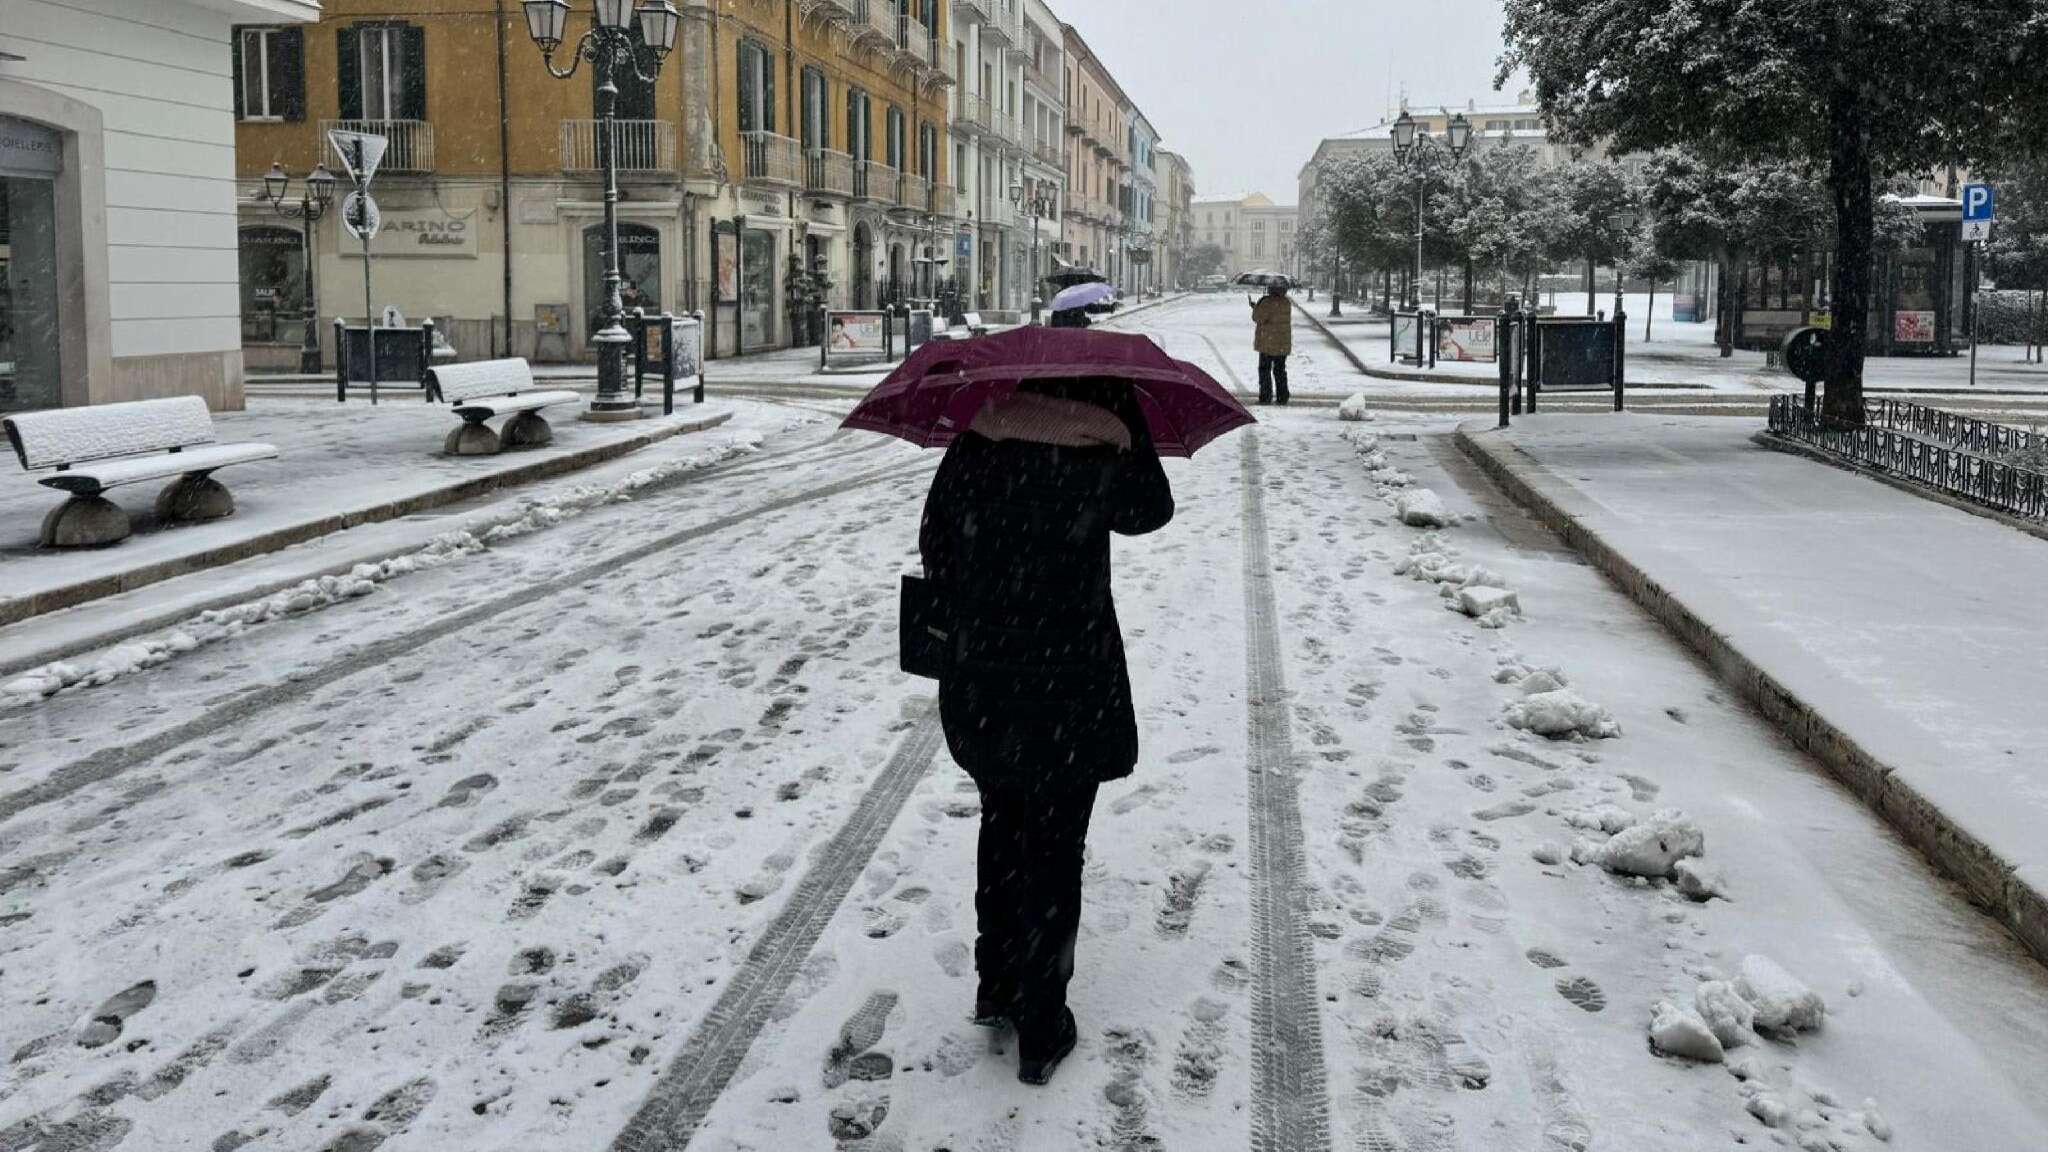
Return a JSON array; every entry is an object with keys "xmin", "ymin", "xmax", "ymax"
[
  {"xmin": 0, "ymin": 409, "xmax": 734, "ymax": 632},
  {"xmin": 1453, "ymin": 422, "xmax": 2048, "ymax": 966}
]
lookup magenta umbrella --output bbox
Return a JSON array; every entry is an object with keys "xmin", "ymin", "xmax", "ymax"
[{"xmin": 841, "ymin": 327, "xmax": 1255, "ymax": 458}]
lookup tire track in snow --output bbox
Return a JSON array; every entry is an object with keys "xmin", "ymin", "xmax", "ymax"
[
  {"xmin": 609, "ymin": 707, "xmax": 944, "ymax": 1152},
  {"xmin": 1241, "ymin": 431, "xmax": 1333, "ymax": 1152},
  {"xmin": 0, "ymin": 456, "xmax": 936, "ymax": 827}
]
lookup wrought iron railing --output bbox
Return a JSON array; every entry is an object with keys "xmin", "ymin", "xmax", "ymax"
[
  {"xmin": 320, "ymin": 119, "xmax": 434, "ymax": 171},
  {"xmin": 742, "ymin": 131, "xmax": 801, "ymax": 187},
  {"xmin": 805, "ymin": 148, "xmax": 854, "ymax": 198},
  {"xmin": 899, "ymin": 171, "xmax": 929, "ymax": 211},
  {"xmin": 932, "ymin": 184, "xmax": 958, "ymax": 218},
  {"xmin": 854, "ymin": 0, "xmax": 895, "ymax": 44},
  {"xmin": 899, "ymin": 16, "xmax": 931, "ymax": 64},
  {"xmin": 952, "ymin": 0, "xmax": 990, "ymax": 21},
  {"xmin": 1768, "ymin": 395, "xmax": 2048, "ymax": 520},
  {"xmin": 560, "ymin": 119, "xmax": 676, "ymax": 172},
  {"xmin": 857, "ymin": 160, "xmax": 899, "ymax": 203},
  {"xmin": 958, "ymin": 93, "xmax": 992, "ymax": 134},
  {"xmin": 1863, "ymin": 396, "xmax": 2045, "ymax": 458}
]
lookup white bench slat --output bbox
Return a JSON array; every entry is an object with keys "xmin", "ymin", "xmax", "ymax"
[
  {"xmin": 452, "ymin": 390, "xmax": 581, "ymax": 421},
  {"xmin": 5, "ymin": 396, "xmax": 214, "ymax": 470},
  {"xmin": 428, "ymin": 359, "xmax": 539, "ymax": 405},
  {"xmin": 37, "ymin": 442, "xmax": 279, "ymax": 495}
]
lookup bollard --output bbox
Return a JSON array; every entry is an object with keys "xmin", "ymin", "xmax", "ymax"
[
  {"xmin": 1613, "ymin": 310, "xmax": 1628, "ymax": 412},
  {"xmin": 334, "ymin": 318, "xmax": 347, "ymax": 403}
]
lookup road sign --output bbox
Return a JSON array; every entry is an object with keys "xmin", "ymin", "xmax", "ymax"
[
  {"xmin": 327, "ymin": 129, "xmax": 388, "ymax": 186},
  {"xmin": 1963, "ymin": 182, "xmax": 1995, "ymax": 242},
  {"xmin": 340, "ymin": 191, "xmax": 382, "ymax": 241}
]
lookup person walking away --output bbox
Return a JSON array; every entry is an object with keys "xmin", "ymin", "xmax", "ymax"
[
  {"xmin": 1250, "ymin": 281, "xmax": 1293, "ymax": 405},
  {"xmin": 918, "ymin": 378, "xmax": 1174, "ymax": 1085}
]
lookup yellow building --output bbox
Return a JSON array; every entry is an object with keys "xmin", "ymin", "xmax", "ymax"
[
  {"xmin": 233, "ymin": 0, "xmax": 953, "ymax": 365},
  {"xmin": 1057, "ymin": 22, "xmax": 1125, "ymax": 284}
]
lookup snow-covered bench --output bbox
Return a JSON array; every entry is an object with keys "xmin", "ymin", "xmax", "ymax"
[
  {"xmin": 423, "ymin": 358, "xmax": 579, "ymax": 456},
  {"xmin": 3, "ymin": 396, "xmax": 278, "ymax": 547}
]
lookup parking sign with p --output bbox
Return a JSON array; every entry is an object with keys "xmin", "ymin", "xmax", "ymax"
[{"xmin": 1963, "ymin": 182, "xmax": 1995, "ymax": 242}]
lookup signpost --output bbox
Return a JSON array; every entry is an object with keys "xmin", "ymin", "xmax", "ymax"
[
  {"xmin": 330, "ymin": 129, "xmax": 387, "ymax": 404},
  {"xmin": 1963, "ymin": 183, "xmax": 1994, "ymax": 388}
]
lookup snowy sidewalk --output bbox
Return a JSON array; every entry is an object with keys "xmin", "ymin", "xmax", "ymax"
[
  {"xmin": 1456, "ymin": 413, "xmax": 2048, "ymax": 962},
  {"xmin": 0, "ymin": 397, "xmax": 733, "ymax": 628}
]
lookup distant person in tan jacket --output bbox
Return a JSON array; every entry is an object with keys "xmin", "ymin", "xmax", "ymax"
[{"xmin": 1249, "ymin": 281, "xmax": 1293, "ymax": 405}]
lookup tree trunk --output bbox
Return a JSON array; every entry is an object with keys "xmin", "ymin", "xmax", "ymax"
[
  {"xmin": 1716, "ymin": 253, "xmax": 1735, "ymax": 358},
  {"xmin": 1646, "ymin": 280, "xmax": 1657, "ymax": 342},
  {"xmin": 1586, "ymin": 256, "xmax": 1597, "ymax": 316},
  {"xmin": 1823, "ymin": 82, "xmax": 1874, "ymax": 425},
  {"xmin": 1464, "ymin": 259, "xmax": 1474, "ymax": 314}
]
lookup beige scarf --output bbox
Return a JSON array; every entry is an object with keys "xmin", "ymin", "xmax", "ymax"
[{"xmin": 969, "ymin": 392, "xmax": 1132, "ymax": 450}]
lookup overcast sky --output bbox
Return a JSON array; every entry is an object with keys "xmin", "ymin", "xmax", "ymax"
[{"xmin": 1062, "ymin": 0, "xmax": 1522, "ymax": 204}]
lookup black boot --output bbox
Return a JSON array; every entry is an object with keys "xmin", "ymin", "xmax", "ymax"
[
  {"xmin": 971, "ymin": 988, "xmax": 1011, "ymax": 1029},
  {"xmin": 1016, "ymin": 1007, "xmax": 1078, "ymax": 1085}
]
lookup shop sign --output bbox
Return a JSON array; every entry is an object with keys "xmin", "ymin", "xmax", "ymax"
[
  {"xmin": 340, "ymin": 209, "xmax": 479, "ymax": 258},
  {"xmin": 0, "ymin": 116, "xmax": 62, "ymax": 178}
]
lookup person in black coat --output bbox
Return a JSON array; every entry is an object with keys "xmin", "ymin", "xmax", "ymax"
[{"xmin": 918, "ymin": 377, "xmax": 1174, "ymax": 1085}]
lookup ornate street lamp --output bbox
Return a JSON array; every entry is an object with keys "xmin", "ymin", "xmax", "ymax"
[
  {"xmin": 1608, "ymin": 208, "xmax": 1638, "ymax": 320},
  {"xmin": 522, "ymin": 0, "xmax": 679, "ymax": 421},
  {"xmin": 1390, "ymin": 110, "xmax": 1471, "ymax": 312},
  {"xmin": 1011, "ymin": 181, "xmax": 1053, "ymax": 324},
  {"xmin": 255, "ymin": 161, "xmax": 338, "ymax": 374}
]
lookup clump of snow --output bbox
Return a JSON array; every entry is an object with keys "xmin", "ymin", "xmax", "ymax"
[
  {"xmin": 1577, "ymin": 809, "xmax": 1704, "ymax": 878},
  {"xmin": 1337, "ymin": 393, "xmax": 1374, "ymax": 422},
  {"xmin": 1863, "ymin": 1102, "xmax": 1893, "ymax": 1142},
  {"xmin": 0, "ymin": 433, "xmax": 764, "ymax": 710},
  {"xmin": 1648, "ymin": 1000, "xmax": 1725, "ymax": 1063},
  {"xmin": 1504, "ymin": 689, "xmax": 1621, "ymax": 741},
  {"xmin": 1674, "ymin": 859, "xmax": 1729, "ymax": 902},
  {"xmin": 1694, "ymin": 980, "xmax": 1757, "ymax": 1049},
  {"xmin": 1734, "ymin": 955, "xmax": 1825, "ymax": 1035},
  {"xmin": 1453, "ymin": 585, "xmax": 1522, "ymax": 627},
  {"xmin": 1395, "ymin": 534, "xmax": 1463, "ymax": 582},
  {"xmin": 1563, "ymin": 804, "xmax": 1637, "ymax": 835},
  {"xmin": 1395, "ymin": 489, "xmax": 1450, "ymax": 527},
  {"xmin": 1494, "ymin": 652, "xmax": 1568, "ymax": 688},
  {"xmin": 1745, "ymin": 1092, "xmax": 1791, "ymax": 1128},
  {"xmin": 1531, "ymin": 841, "xmax": 1565, "ymax": 865}
]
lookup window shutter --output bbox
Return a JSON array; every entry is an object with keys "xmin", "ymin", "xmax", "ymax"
[
  {"xmin": 400, "ymin": 24, "xmax": 427, "ymax": 121},
  {"xmin": 737, "ymin": 48, "xmax": 755, "ymax": 133},
  {"xmin": 337, "ymin": 27, "xmax": 362, "ymax": 119},
  {"xmin": 276, "ymin": 27, "xmax": 306, "ymax": 121},
  {"xmin": 231, "ymin": 28, "xmax": 246, "ymax": 119},
  {"xmin": 762, "ymin": 50, "xmax": 775, "ymax": 134}
]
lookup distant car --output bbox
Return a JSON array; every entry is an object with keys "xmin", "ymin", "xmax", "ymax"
[{"xmin": 1199, "ymin": 275, "xmax": 1230, "ymax": 293}]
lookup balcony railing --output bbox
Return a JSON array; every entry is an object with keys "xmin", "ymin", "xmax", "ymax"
[
  {"xmin": 978, "ymin": 194, "xmax": 1015, "ymax": 228},
  {"xmin": 952, "ymin": 0, "xmax": 989, "ymax": 22},
  {"xmin": 1033, "ymin": 138, "xmax": 1062, "ymax": 166},
  {"xmin": 854, "ymin": 0, "xmax": 895, "ymax": 44},
  {"xmin": 817, "ymin": 0, "xmax": 859, "ymax": 18},
  {"xmin": 899, "ymin": 16, "xmax": 931, "ymax": 65},
  {"xmin": 560, "ymin": 119, "xmax": 675, "ymax": 173},
  {"xmin": 806, "ymin": 148, "xmax": 854, "ymax": 198},
  {"xmin": 933, "ymin": 184, "xmax": 958, "ymax": 218},
  {"xmin": 742, "ymin": 131, "xmax": 801, "ymax": 188},
  {"xmin": 958, "ymin": 93, "xmax": 992, "ymax": 134},
  {"xmin": 319, "ymin": 119, "xmax": 433, "ymax": 172},
  {"xmin": 857, "ymin": 160, "xmax": 899, "ymax": 203},
  {"xmin": 900, "ymin": 171, "xmax": 930, "ymax": 211},
  {"xmin": 996, "ymin": 2, "xmax": 1025, "ymax": 45}
]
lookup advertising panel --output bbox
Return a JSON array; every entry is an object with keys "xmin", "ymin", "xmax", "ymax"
[
  {"xmin": 1894, "ymin": 310, "xmax": 1936, "ymax": 344},
  {"xmin": 1438, "ymin": 318, "xmax": 1498, "ymax": 362},
  {"xmin": 824, "ymin": 310, "xmax": 890, "ymax": 363}
]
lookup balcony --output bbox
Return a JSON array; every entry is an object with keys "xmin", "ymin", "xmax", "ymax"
[
  {"xmin": 1033, "ymin": 138, "xmax": 1062, "ymax": 167},
  {"xmin": 319, "ymin": 119, "xmax": 434, "ymax": 172},
  {"xmin": 956, "ymin": 93, "xmax": 992, "ymax": 135},
  {"xmin": 742, "ymin": 131, "xmax": 801, "ymax": 188},
  {"xmin": 952, "ymin": 0, "xmax": 989, "ymax": 21},
  {"xmin": 806, "ymin": 148, "xmax": 854, "ymax": 199},
  {"xmin": 854, "ymin": 0, "xmax": 895, "ymax": 46},
  {"xmin": 856, "ymin": 160, "xmax": 899, "ymax": 204},
  {"xmin": 899, "ymin": 171, "xmax": 930, "ymax": 212},
  {"xmin": 899, "ymin": 16, "xmax": 931, "ymax": 66},
  {"xmin": 559, "ymin": 119, "xmax": 675, "ymax": 173},
  {"xmin": 978, "ymin": 194, "xmax": 1016, "ymax": 229},
  {"xmin": 816, "ymin": 0, "xmax": 859, "ymax": 18},
  {"xmin": 933, "ymin": 184, "xmax": 959, "ymax": 218}
]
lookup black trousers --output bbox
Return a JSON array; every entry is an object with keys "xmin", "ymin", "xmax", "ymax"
[
  {"xmin": 1258, "ymin": 354, "xmax": 1290, "ymax": 403},
  {"xmin": 974, "ymin": 778, "xmax": 1100, "ymax": 1029}
]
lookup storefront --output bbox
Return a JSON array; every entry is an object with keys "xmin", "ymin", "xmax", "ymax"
[{"xmin": 0, "ymin": 116, "xmax": 63, "ymax": 412}]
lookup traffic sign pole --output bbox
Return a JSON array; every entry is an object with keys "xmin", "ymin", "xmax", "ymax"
[{"xmin": 1961, "ymin": 183, "xmax": 1994, "ymax": 390}]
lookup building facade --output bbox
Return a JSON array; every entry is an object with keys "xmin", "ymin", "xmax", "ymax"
[
  {"xmin": 1015, "ymin": 0, "xmax": 1064, "ymax": 312},
  {"xmin": 1, "ymin": 0, "xmax": 321, "ymax": 413},
  {"xmin": 1058, "ymin": 23, "xmax": 1124, "ymax": 285},
  {"xmin": 1122, "ymin": 107, "xmax": 1157, "ymax": 296},
  {"xmin": 234, "ymin": 0, "xmax": 954, "ymax": 366},
  {"xmin": 947, "ymin": 0, "xmax": 1026, "ymax": 316},
  {"xmin": 1157, "ymin": 149, "xmax": 1194, "ymax": 289},
  {"xmin": 1193, "ymin": 192, "xmax": 1296, "ymax": 279}
]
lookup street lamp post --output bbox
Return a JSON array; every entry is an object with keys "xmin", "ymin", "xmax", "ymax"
[
  {"xmin": 1010, "ymin": 182, "xmax": 1051, "ymax": 324},
  {"xmin": 1608, "ymin": 209, "xmax": 1638, "ymax": 321},
  {"xmin": 256, "ymin": 161, "xmax": 337, "ymax": 375},
  {"xmin": 521, "ymin": 0, "xmax": 679, "ymax": 421},
  {"xmin": 1390, "ymin": 110, "xmax": 1471, "ymax": 312}
]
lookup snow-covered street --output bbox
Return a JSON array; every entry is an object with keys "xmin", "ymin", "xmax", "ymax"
[{"xmin": 4, "ymin": 296, "xmax": 2047, "ymax": 1151}]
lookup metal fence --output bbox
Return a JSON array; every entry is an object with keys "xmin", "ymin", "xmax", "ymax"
[{"xmin": 1768, "ymin": 395, "xmax": 2048, "ymax": 520}]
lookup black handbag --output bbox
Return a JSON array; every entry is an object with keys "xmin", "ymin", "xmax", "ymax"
[{"xmin": 900, "ymin": 574, "xmax": 950, "ymax": 680}]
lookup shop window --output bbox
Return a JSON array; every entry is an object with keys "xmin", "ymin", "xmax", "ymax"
[
  {"xmin": 238, "ymin": 225, "xmax": 305, "ymax": 345},
  {"xmin": 583, "ymin": 222, "xmax": 661, "ymax": 336}
]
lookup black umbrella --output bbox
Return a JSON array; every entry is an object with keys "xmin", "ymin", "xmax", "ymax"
[{"xmin": 1045, "ymin": 267, "xmax": 1109, "ymax": 290}]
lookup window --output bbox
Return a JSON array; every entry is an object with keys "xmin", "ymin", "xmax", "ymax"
[
  {"xmin": 801, "ymin": 67, "xmax": 827, "ymax": 150},
  {"xmin": 955, "ymin": 142, "xmax": 967, "ymax": 191},
  {"xmin": 338, "ymin": 24, "xmax": 424, "ymax": 121},
  {"xmin": 919, "ymin": 122, "xmax": 938, "ymax": 178},
  {"xmin": 602, "ymin": 26, "xmax": 660, "ymax": 120},
  {"xmin": 847, "ymin": 89, "xmax": 870, "ymax": 161},
  {"xmin": 885, "ymin": 106, "xmax": 905, "ymax": 170},
  {"xmin": 737, "ymin": 40, "xmax": 775, "ymax": 133},
  {"xmin": 235, "ymin": 27, "xmax": 305, "ymax": 121}
]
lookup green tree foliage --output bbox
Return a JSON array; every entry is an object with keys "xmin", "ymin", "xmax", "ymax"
[
  {"xmin": 1501, "ymin": 0, "xmax": 2048, "ymax": 421},
  {"xmin": 1184, "ymin": 243, "xmax": 1228, "ymax": 283}
]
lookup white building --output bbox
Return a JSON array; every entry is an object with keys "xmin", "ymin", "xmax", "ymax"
[
  {"xmin": 1193, "ymin": 192, "xmax": 1298, "ymax": 279},
  {"xmin": 1016, "ymin": 0, "xmax": 1065, "ymax": 312},
  {"xmin": 0, "ymin": 0, "xmax": 321, "ymax": 413},
  {"xmin": 949, "ymin": 0, "xmax": 1028, "ymax": 317},
  {"xmin": 1123, "ymin": 107, "xmax": 1157, "ymax": 296}
]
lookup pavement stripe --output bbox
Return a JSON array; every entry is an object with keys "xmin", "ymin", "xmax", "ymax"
[
  {"xmin": 0, "ymin": 456, "xmax": 936, "ymax": 828},
  {"xmin": 1239, "ymin": 432, "xmax": 1333, "ymax": 1152},
  {"xmin": 610, "ymin": 707, "xmax": 945, "ymax": 1151}
]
